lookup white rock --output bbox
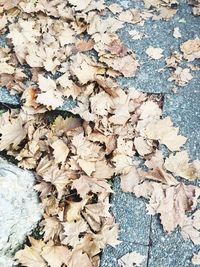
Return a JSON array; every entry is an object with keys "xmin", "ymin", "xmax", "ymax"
[{"xmin": 0, "ymin": 158, "xmax": 42, "ymax": 266}]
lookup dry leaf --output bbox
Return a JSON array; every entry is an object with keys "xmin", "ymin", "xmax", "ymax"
[
  {"xmin": 51, "ymin": 139, "xmax": 70, "ymax": 164},
  {"xmin": 72, "ymin": 176, "xmax": 113, "ymax": 199},
  {"xmin": 100, "ymin": 54, "xmax": 139, "ymax": 77},
  {"xmin": 121, "ymin": 165, "xmax": 142, "ymax": 192},
  {"xmin": 157, "ymin": 183, "xmax": 197, "ymax": 233},
  {"xmin": 192, "ymin": 251, "xmax": 200, "ymax": 265},
  {"xmin": 164, "ymin": 151, "xmax": 199, "ymax": 179},
  {"xmin": 118, "ymin": 251, "xmax": 146, "ymax": 267},
  {"xmin": 173, "ymin": 27, "xmax": 182, "ymax": 38},
  {"xmin": 139, "ymin": 167, "xmax": 178, "ymax": 185},
  {"xmin": 0, "ymin": 115, "xmax": 26, "ymax": 150},
  {"xmin": 134, "ymin": 136, "xmax": 152, "ymax": 156},
  {"xmin": 15, "ymin": 237, "xmax": 47, "ymax": 267},
  {"xmin": 180, "ymin": 39, "xmax": 200, "ymax": 61},
  {"xmin": 146, "ymin": 46, "xmax": 163, "ymax": 59},
  {"xmin": 41, "ymin": 240, "xmax": 70, "ymax": 267},
  {"xmin": 145, "ymin": 117, "xmax": 187, "ymax": 151}
]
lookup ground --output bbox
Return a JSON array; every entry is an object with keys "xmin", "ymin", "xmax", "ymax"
[{"xmin": 0, "ymin": 0, "xmax": 200, "ymax": 266}]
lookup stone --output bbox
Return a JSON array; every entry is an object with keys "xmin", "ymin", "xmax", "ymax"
[{"xmin": 0, "ymin": 158, "xmax": 42, "ymax": 267}]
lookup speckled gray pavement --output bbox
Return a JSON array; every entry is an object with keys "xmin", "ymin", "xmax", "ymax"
[{"xmin": 0, "ymin": 0, "xmax": 200, "ymax": 266}]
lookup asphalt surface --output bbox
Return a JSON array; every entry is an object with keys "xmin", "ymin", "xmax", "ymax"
[{"xmin": 0, "ymin": 0, "xmax": 200, "ymax": 266}]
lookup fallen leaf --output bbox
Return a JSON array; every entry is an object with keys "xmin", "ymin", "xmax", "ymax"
[
  {"xmin": 164, "ymin": 151, "xmax": 199, "ymax": 179},
  {"xmin": 121, "ymin": 165, "xmax": 142, "ymax": 192},
  {"xmin": 173, "ymin": 27, "xmax": 182, "ymax": 38},
  {"xmin": 51, "ymin": 139, "xmax": 70, "ymax": 164},
  {"xmin": 145, "ymin": 117, "xmax": 187, "ymax": 151},
  {"xmin": 15, "ymin": 237, "xmax": 47, "ymax": 267},
  {"xmin": 118, "ymin": 251, "xmax": 146, "ymax": 267},
  {"xmin": 0, "ymin": 115, "xmax": 26, "ymax": 150},
  {"xmin": 180, "ymin": 39, "xmax": 200, "ymax": 61},
  {"xmin": 41, "ymin": 240, "xmax": 70, "ymax": 267},
  {"xmin": 146, "ymin": 46, "xmax": 163, "ymax": 59}
]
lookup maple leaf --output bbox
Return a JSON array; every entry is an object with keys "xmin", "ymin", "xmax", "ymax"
[
  {"xmin": 118, "ymin": 9, "xmax": 142, "ymax": 24},
  {"xmin": 94, "ymin": 221, "xmax": 121, "ymax": 248},
  {"xmin": 134, "ymin": 136, "xmax": 152, "ymax": 156},
  {"xmin": 42, "ymin": 165, "xmax": 70, "ymax": 199},
  {"xmin": 41, "ymin": 240, "xmax": 71, "ymax": 267},
  {"xmin": 68, "ymin": 0, "xmax": 92, "ymax": 10},
  {"xmin": 77, "ymin": 159, "xmax": 96, "ymax": 176},
  {"xmin": 0, "ymin": 114, "xmax": 26, "ymax": 150},
  {"xmin": 36, "ymin": 75, "xmax": 63, "ymax": 109},
  {"xmin": 82, "ymin": 202, "xmax": 112, "ymax": 232},
  {"xmin": 0, "ymin": 0, "xmax": 20, "ymax": 10},
  {"xmin": 72, "ymin": 176, "xmax": 113, "ymax": 199},
  {"xmin": 90, "ymin": 91, "xmax": 114, "ymax": 116},
  {"xmin": 145, "ymin": 117, "xmax": 187, "ymax": 151},
  {"xmin": 72, "ymin": 132, "xmax": 102, "ymax": 160},
  {"xmin": 67, "ymin": 248, "xmax": 93, "ymax": 267},
  {"xmin": 146, "ymin": 46, "xmax": 163, "ymax": 59},
  {"xmin": 43, "ymin": 216, "xmax": 62, "ymax": 242},
  {"xmin": 164, "ymin": 151, "xmax": 199, "ymax": 179},
  {"xmin": 139, "ymin": 167, "xmax": 178, "ymax": 185},
  {"xmin": 109, "ymin": 103, "xmax": 130, "ymax": 125},
  {"xmin": 118, "ymin": 251, "xmax": 146, "ymax": 267},
  {"xmin": 120, "ymin": 165, "xmax": 142, "ymax": 192},
  {"xmin": 112, "ymin": 154, "xmax": 133, "ymax": 174},
  {"xmin": 100, "ymin": 54, "xmax": 139, "ymax": 77},
  {"xmin": 51, "ymin": 139, "xmax": 70, "ymax": 164},
  {"xmin": 180, "ymin": 39, "xmax": 200, "ymax": 61},
  {"xmin": 157, "ymin": 183, "xmax": 198, "ymax": 233},
  {"xmin": 192, "ymin": 251, "xmax": 200, "ymax": 265},
  {"xmin": 15, "ymin": 237, "xmax": 47, "ymax": 267},
  {"xmin": 62, "ymin": 219, "xmax": 88, "ymax": 247}
]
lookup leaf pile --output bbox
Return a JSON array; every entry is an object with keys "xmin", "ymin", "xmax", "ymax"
[{"xmin": 0, "ymin": 0, "xmax": 200, "ymax": 266}]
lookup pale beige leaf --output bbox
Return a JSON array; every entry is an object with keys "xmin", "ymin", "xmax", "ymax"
[
  {"xmin": 43, "ymin": 216, "xmax": 62, "ymax": 242},
  {"xmin": 41, "ymin": 240, "xmax": 70, "ymax": 267},
  {"xmin": 164, "ymin": 151, "xmax": 198, "ymax": 179},
  {"xmin": 68, "ymin": 0, "xmax": 92, "ymax": 10},
  {"xmin": 121, "ymin": 165, "xmax": 142, "ymax": 192},
  {"xmin": 112, "ymin": 154, "xmax": 133, "ymax": 174},
  {"xmin": 0, "ymin": 62, "xmax": 15, "ymax": 74},
  {"xmin": 118, "ymin": 251, "xmax": 146, "ymax": 267},
  {"xmin": 0, "ymin": 116, "xmax": 26, "ymax": 150},
  {"xmin": 78, "ymin": 159, "xmax": 96, "ymax": 176},
  {"xmin": 62, "ymin": 219, "xmax": 88, "ymax": 247},
  {"xmin": 146, "ymin": 46, "xmax": 163, "ymax": 59},
  {"xmin": 109, "ymin": 103, "xmax": 130, "ymax": 125},
  {"xmin": 173, "ymin": 27, "xmax": 181, "ymax": 38},
  {"xmin": 134, "ymin": 136, "xmax": 152, "ymax": 156},
  {"xmin": 100, "ymin": 54, "xmax": 139, "ymax": 77},
  {"xmin": 68, "ymin": 248, "xmax": 93, "ymax": 267},
  {"xmin": 15, "ymin": 238, "xmax": 46, "ymax": 267},
  {"xmin": 72, "ymin": 176, "xmax": 113, "ymax": 198},
  {"xmin": 145, "ymin": 117, "xmax": 187, "ymax": 151},
  {"xmin": 192, "ymin": 251, "xmax": 200, "ymax": 265},
  {"xmin": 180, "ymin": 39, "xmax": 200, "ymax": 61},
  {"xmin": 139, "ymin": 167, "xmax": 178, "ymax": 185},
  {"xmin": 51, "ymin": 139, "xmax": 69, "ymax": 164}
]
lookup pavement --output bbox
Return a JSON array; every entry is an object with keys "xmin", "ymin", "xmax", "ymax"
[{"xmin": 0, "ymin": 0, "xmax": 200, "ymax": 266}]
